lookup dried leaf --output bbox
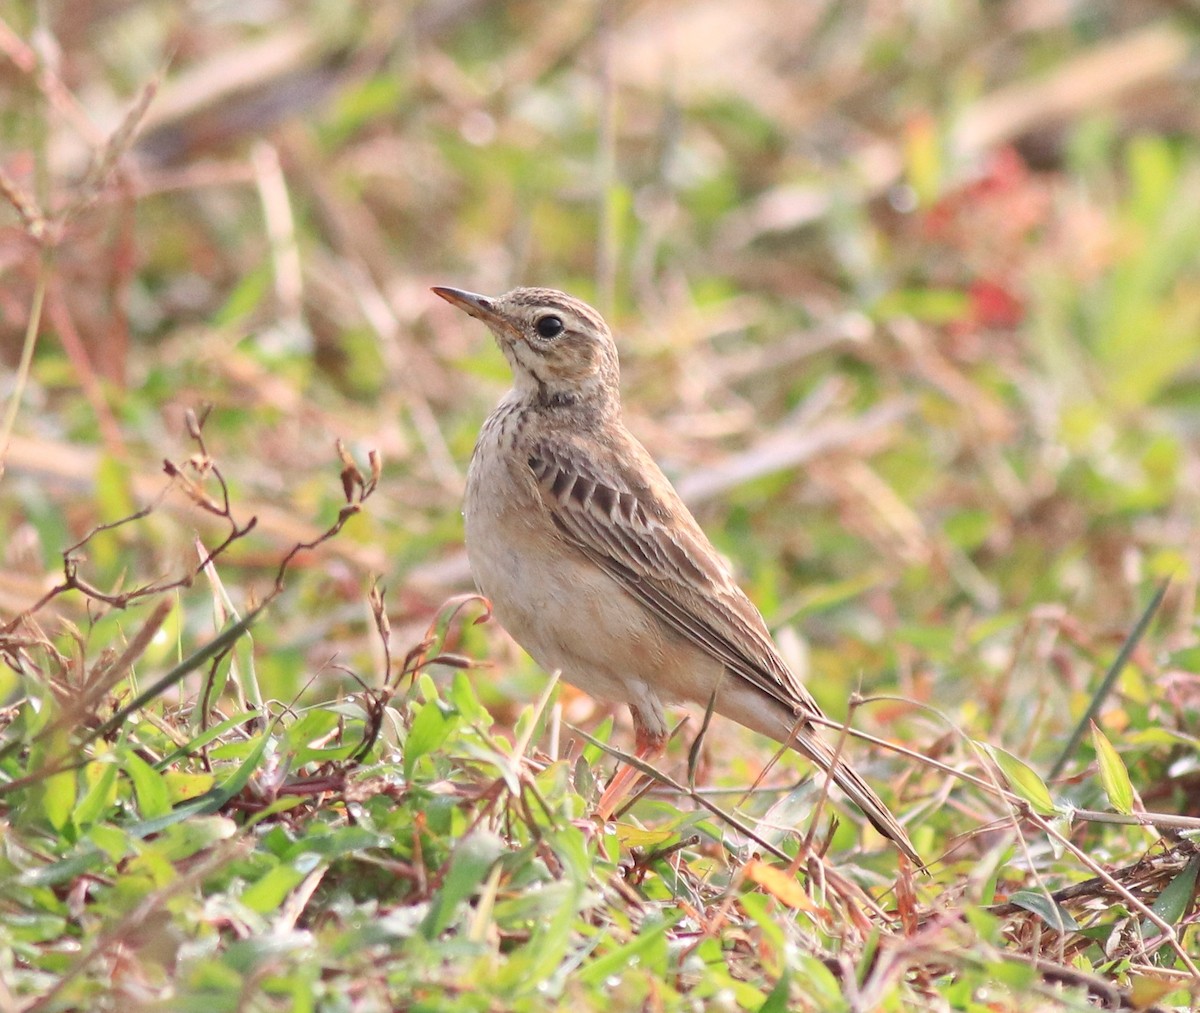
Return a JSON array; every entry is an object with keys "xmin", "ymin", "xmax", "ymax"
[{"xmin": 744, "ymin": 859, "xmax": 816, "ymax": 911}]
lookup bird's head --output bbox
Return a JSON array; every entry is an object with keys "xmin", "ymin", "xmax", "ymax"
[{"xmin": 433, "ymin": 286, "xmax": 621, "ymax": 412}]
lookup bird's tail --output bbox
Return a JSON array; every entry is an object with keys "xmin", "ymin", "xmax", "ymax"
[{"xmin": 796, "ymin": 728, "xmax": 923, "ymax": 869}]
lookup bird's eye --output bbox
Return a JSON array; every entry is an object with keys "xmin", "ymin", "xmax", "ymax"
[{"xmin": 535, "ymin": 315, "xmax": 564, "ymax": 339}]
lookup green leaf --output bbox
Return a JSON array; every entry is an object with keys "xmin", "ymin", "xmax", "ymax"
[
  {"xmin": 73, "ymin": 756, "xmax": 120, "ymax": 829},
  {"xmin": 36, "ymin": 731, "xmax": 77, "ymax": 832},
  {"xmin": 740, "ymin": 892, "xmax": 786, "ymax": 956},
  {"xmin": 1089, "ymin": 722, "xmax": 1134, "ymax": 814},
  {"xmin": 758, "ymin": 968, "xmax": 791, "ymax": 1013},
  {"xmin": 449, "ymin": 670, "xmax": 492, "ymax": 727},
  {"xmin": 88, "ymin": 823, "xmax": 131, "ymax": 862},
  {"xmin": 420, "ymin": 831, "xmax": 505, "ymax": 939},
  {"xmin": 981, "ymin": 958, "xmax": 1038, "ymax": 990},
  {"xmin": 404, "ymin": 699, "xmax": 453, "ymax": 780},
  {"xmin": 1142, "ymin": 853, "xmax": 1200, "ymax": 939},
  {"xmin": 285, "ymin": 710, "xmax": 341, "ymax": 750},
  {"xmin": 1007, "ymin": 890, "xmax": 1080, "ymax": 933},
  {"xmin": 195, "ymin": 550, "xmax": 262, "ymax": 716},
  {"xmin": 491, "ymin": 880, "xmax": 578, "ymax": 929},
  {"xmin": 495, "ymin": 878, "xmax": 583, "ymax": 991},
  {"xmin": 242, "ymin": 854, "xmax": 322, "ymax": 914},
  {"xmin": 1167, "ymin": 645, "xmax": 1200, "ymax": 671},
  {"xmin": 162, "ymin": 770, "xmax": 215, "ymax": 804},
  {"xmin": 214, "ymin": 262, "xmax": 271, "ymax": 326},
  {"xmin": 157, "ymin": 710, "xmax": 265, "ymax": 769},
  {"xmin": 200, "ymin": 729, "xmax": 275, "ymax": 809},
  {"xmin": 124, "ymin": 751, "xmax": 172, "ymax": 819},
  {"xmin": 154, "ymin": 816, "xmax": 237, "ymax": 862},
  {"xmin": 576, "ymin": 911, "xmax": 675, "ymax": 987},
  {"xmin": 96, "ymin": 454, "xmax": 136, "ymax": 524},
  {"xmin": 983, "ymin": 744, "xmax": 1058, "ymax": 816}
]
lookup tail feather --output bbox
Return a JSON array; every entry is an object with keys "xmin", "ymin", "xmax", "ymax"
[
  {"xmin": 708, "ymin": 679, "xmax": 921, "ymax": 867},
  {"xmin": 797, "ymin": 729, "xmax": 923, "ymax": 869}
]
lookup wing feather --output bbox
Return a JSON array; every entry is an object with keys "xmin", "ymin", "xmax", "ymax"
[{"xmin": 528, "ymin": 436, "xmax": 821, "ymax": 719}]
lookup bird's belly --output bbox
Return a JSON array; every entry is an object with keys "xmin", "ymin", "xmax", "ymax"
[{"xmin": 464, "ymin": 467, "xmax": 722, "ymax": 709}]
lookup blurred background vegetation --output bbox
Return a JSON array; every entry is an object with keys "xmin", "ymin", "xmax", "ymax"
[{"xmin": 2, "ymin": 1, "xmax": 1200, "ymax": 1009}]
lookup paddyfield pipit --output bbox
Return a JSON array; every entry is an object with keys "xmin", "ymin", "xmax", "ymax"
[{"xmin": 434, "ymin": 284, "xmax": 919, "ymax": 865}]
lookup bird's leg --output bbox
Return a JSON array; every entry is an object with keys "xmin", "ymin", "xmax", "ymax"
[{"xmin": 594, "ymin": 724, "xmax": 665, "ymax": 820}]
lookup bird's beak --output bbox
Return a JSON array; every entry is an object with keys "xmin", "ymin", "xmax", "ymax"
[{"xmin": 432, "ymin": 286, "xmax": 502, "ymax": 326}]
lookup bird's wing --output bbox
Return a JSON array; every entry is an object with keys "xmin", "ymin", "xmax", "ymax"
[
  {"xmin": 526, "ymin": 434, "xmax": 822, "ymax": 720},
  {"xmin": 527, "ymin": 431, "xmax": 923, "ymax": 868}
]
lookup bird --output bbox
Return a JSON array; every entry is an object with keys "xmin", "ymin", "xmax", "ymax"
[{"xmin": 433, "ymin": 284, "xmax": 920, "ymax": 865}]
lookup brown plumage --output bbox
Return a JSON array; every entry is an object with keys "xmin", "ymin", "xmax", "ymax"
[{"xmin": 434, "ymin": 284, "xmax": 920, "ymax": 866}]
